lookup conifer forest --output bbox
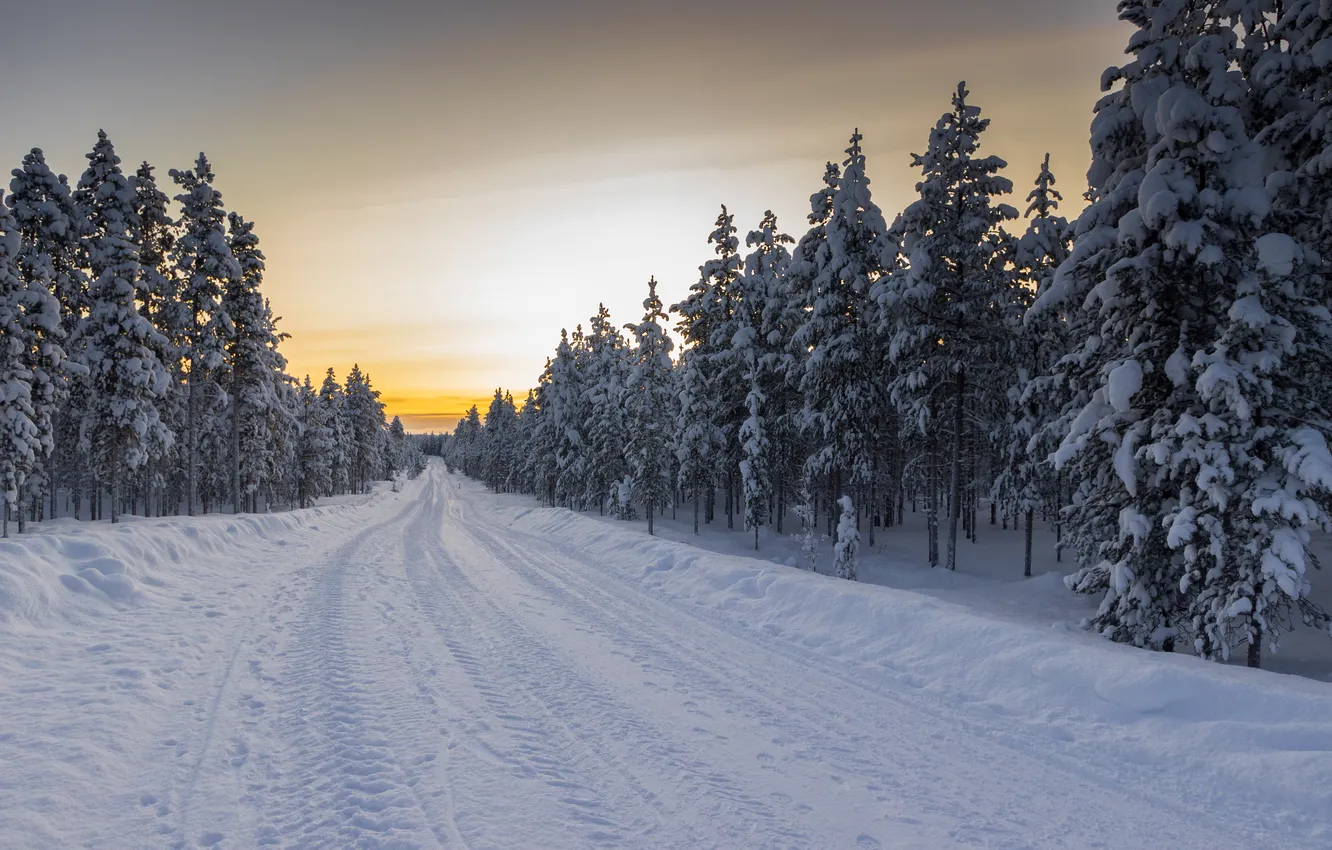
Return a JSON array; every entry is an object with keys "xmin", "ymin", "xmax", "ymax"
[{"xmin": 444, "ymin": 3, "xmax": 1332, "ymax": 669}]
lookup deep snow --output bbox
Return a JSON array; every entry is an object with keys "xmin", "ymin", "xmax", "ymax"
[{"xmin": 1, "ymin": 462, "xmax": 1329, "ymax": 848}]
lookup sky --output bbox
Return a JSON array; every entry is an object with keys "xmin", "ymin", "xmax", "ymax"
[{"xmin": 1, "ymin": 1, "xmax": 1129, "ymax": 431}]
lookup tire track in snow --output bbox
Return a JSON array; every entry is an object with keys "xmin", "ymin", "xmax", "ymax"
[
  {"xmin": 410, "ymin": 471, "xmax": 815, "ymax": 848},
  {"xmin": 439, "ymin": 471, "xmax": 1274, "ymax": 850},
  {"xmin": 258, "ymin": 496, "xmax": 452, "ymax": 848}
]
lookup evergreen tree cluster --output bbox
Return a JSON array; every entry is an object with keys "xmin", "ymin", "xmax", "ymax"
[
  {"xmin": 448, "ymin": 2, "xmax": 1332, "ymax": 669},
  {"xmin": 0, "ymin": 133, "xmax": 422, "ymax": 532}
]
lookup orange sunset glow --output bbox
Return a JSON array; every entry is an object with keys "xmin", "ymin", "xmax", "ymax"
[{"xmin": 4, "ymin": 1, "xmax": 1125, "ymax": 430}]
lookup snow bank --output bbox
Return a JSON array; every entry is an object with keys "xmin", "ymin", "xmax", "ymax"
[
  {"xmin": 497, "ymin": 501, "xmax": 1332, "ymax": 837},
  {"xmin": 0, "ymin": 497, "xmax": 372, "ymax": 630}
]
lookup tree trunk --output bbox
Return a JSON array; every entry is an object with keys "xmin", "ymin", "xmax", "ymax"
[
  {"xmin": 946, "ymin": 369, "xmax": 964, "ymax": 572},
  {"xmin": 231, "ymin": 390, "xmax": 242, "ymax": 514},
  {"xmin": 647, "ymin": 497, "xmax": 655, "ymax": 536},
  {"xmin": 110, "ymin": 455, "xmax": 120, "ymax": 525},
  {"xmin": 187, "ymin": 360, "xmax": 197, "ymax": 516},
  {"xmin": 1247, "ymin": 634, "xmax": 1262, "ymax": 669},
  {"xmin": 1024, "ymin": 507, "xmax": 1033, "ymax": 579},
  {"xmin": 693, "ymin": 482, "xmax": 700, "ymax": 535}
]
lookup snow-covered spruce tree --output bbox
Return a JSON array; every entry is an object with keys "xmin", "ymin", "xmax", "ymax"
[
  {"xmin": 131, "ymin": 161, "xmax": 184, "ymax": 515},
  {"xmin": 673, "ymin": 207, "xmax": 741, "ymax": 531},
  {"xmin": 625, "ymin": 277, "xmax": 675, "ymax": 535},
  {"xmin": 733, "ymin": 211, "xmax": 793, "ymax": 549},
  {"xmin": 295, "ymin": 375, "xmax": 333, "ymax": 508},
  {"xmin": 344, "ymin": 364, "xmax": 386, "ymax": 494},
  {"xmin": 743, "ymin": 213, "xmax": 803, "ymax": 534},
  {"xmin": 482, "ymin": 388, "xmax": 518, "ymax": 492},
  {"xmin": 75, "ymin": 131, "xmax": 172, "ymax": 522},
  {"xmin": 581, "ymin": 304, "xmax": 631, "ymax": 513},
  {"xmin": 8, "ymin": 149, "xmax": 78, "ymax": 528},
  {"xmin": 547, "ymin": 328, "xmax": 587, "ymax": 509},
  {"xmin": 994, "ymin": 154, "xmax": 1073, "ymax": 576},
  {"xmin": 0, "ymin": 195, "xmax": 41, "ymax": 538},
  {"xmin": 877, "ymin": 86, "xmax": 1017, "ymax": 571},
  {"xmin": 318, "ymin": 368, "xmax": 352, "ymax": 495},
  {"xmin": 796, "ymin": 131, "xmax": 892, "ymax": 545},
  {"xmin": 223, "ymin": 212, "xmax": 285, "ymax": 512},
  {"xmin": 171, "ymin": 153, "xmax": 239, "ymax": 515},
  {"xmin": 1035, "ymin": 2, "xmax": 1332, "ymax": 662},
  {"xmin": 453, "ymin": 405, "xmax": 484, "ymax": 481},
  {"xmin": 833, "ymin": 495, "xmax": 859, "ymax": 581}
]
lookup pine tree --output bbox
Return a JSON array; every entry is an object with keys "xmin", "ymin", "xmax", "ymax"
[
  {"xmin": 878, "ymin": 87, "xmax": 1017, "ymax": 571},
  {"xmin": 0, "ymin": 195, "xmax": 41, "ymax": 537},
  {"xmin": 131, "ymin": 161, "xmax": 182, "ymax": 516},
  {"xmin": 171, "ymin": 153, "xmax": 239, "ymax": 515},
  {"xmin": 797, "ymin": 132, "xmax": 892, "ymax": 545},
  {"xmin": 994, "ymin": 154, "xmax": 1073, "ymax": 576},
  {"xmin": 833, "ymin": 495, "xmax": 859, "ymax": 581},
  {"xmin": 733, "ymin": 211, "xmax": 792, "ymax": 549},
  {"xmin": 318, "ymin": 368, "xmax": 352, "ymax": 495},
  {"xmin": 344, "ymin": 364, "xmax": 385, "ymax": 493},
  {"xmin": 222, "ymin": 212, "xmax": 284, "ymax": 512},
  {"xmin": 581, "ymin": 305, "xmax": 630, "ymax": 513},
  {"xmin": 8, "ymin": 149, "xmax": 79, "ymax": 528},
  {"xmin": 295, "ymin": 375, "xmax": 333, "ymax": 507},
  {"xmin": 75, "ymin": 131, "xmax": 172, "ymax": 522},
  {"xmin": 625, "ymin": 277, "xmax": 675, "ymax": 535},
  {"xmin": 673, "ymin": 207, "xmax": 741, "ymax": 531}
]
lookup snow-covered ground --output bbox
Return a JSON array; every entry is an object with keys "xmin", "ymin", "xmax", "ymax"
[
  {"xmin": 590, "ymin": 490, "xmax": 1332, "ymax": 683},
  {"xmin": 2, "ymin": 462, "xmax": 1330, "ymax": 848}
]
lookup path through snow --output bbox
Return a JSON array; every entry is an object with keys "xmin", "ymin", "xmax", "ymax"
[{"xmin": 2, "ymin": 463, "xmax": 1329, "ymax": 848}]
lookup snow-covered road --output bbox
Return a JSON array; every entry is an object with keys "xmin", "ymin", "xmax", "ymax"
[{"xmin": 3, "ymin": 464, "xmax": 1329, "ymax": 848}]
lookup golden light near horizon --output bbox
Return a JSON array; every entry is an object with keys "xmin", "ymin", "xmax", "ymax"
[{"xmin": 0, "ymin": 1, "xmax": 1128, "ymax": 432}]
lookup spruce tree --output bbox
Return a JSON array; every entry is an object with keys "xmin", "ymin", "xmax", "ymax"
[
  {"xmin": 75, "ymin": 131, "xmax": 172, "ymax": 522},
  {"xmin": 171, "ymin": 153, "xmax": 239, "ymax": 515},
  {"xmin": 878, "ymin": 87, "xmax": 1017, "ymax": 571},
  {"xmin": 625, "ymin": 277, "xmax": 675, "ymax": 535},
  {"xmin": 8, "ymin": 149, "xmax": 79, "ymax": 527},
  {"xmin": 0, "ymin": 196, "xmax": 41, "ymax": 537},
  {"xmin": 131, "ymin": 161, "xmax": 183, "ymax": 515},
  {"xmin": 295, "ymin": 375, "xmax": 333, "ymax": 508},
  {"xmin": 994, "ymin": 155, "xmax": 1073, "ymax": 576}
]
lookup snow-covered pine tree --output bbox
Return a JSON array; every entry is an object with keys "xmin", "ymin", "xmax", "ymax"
[
  {"xmin": 877, "ymin": 87, "xmax": 1017, "ymax": 572},
  {"xmin": 482, "ymin": 388, "xmax": 518, "ymax": 492},
  {"xmin": 75, "ymin": 131, "xmax": 172, "ymax": 522},
  {"xmin": 318, "ymin": 368, "xmax": 352, "ymax": 495},
  {"xmin": 171, "ymin": 153, "xmax": 239, "ymax": 515},
  {"xmin": 0, "ymin": 194, "xmax": 41, "ymax": 538},
  {"xmin": 223, "ymin": 212, "xmax": 282, "ymax": 512},
  {"xmin": 994, "ymin": 154, "xmax": 1073, "ymax": 576},
  {"xmin": 796, "ymin": 132, "xmax": 892, "ymax": 545},
  {"xmin": 733, "ymin": 211, "xmax": 793, "ymax": 549},
  {"xmin": 8, "ymin": 149, "xmax": 78, "ymax": 528},
  {"xmin": 625, "ymin": 277, "xmax": 675, "ymax": 535},
  {"xmin": 453, "ymin": 404, "xmax": 484, "ymax": 480},
  {"xmin": 295, "ymin": 374, "xmax": 333, "ymax": 507},
  {"xmin": 344, "ymin": 364, "xmax": 386, "ymax": 493},
  {"xmin": 833, "ymin": 494, "xmax": 859, "ymax": 581},
  {"xmin": 1034, "ymin": 1, "xmax": 1332, "ymax": 661},
  {"xmin": 131, "ymin": 161, "xmax": 183, "ymax": 516},
  {"xmin": 547, "ymin": 328, "xmax": 587, "ymax": 509},
  {"xmin": 673, "ymin": 207, "xmax": 741, "ymax": 531},
  {"xmin": 581, "ymin": 304, "xmax": 631, "ymax": 512}
]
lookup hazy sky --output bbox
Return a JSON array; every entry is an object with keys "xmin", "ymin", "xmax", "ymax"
[{"xmin": 2, "ymin": 1, "xmax": 1128, "ymax": 431}]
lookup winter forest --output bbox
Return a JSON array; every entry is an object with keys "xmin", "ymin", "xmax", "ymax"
[
  {"xmin": 444, "ymin": 1, "xmax": 1332, "ymax": 669},
  {"xmin": 0, "ymin": 134, "xmax": 426, "ymax": 536}
]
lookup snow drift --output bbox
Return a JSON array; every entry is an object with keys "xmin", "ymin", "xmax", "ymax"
[{"xmin": 490, "ymin": 495, "xmax": 1332, "ymax": 839}]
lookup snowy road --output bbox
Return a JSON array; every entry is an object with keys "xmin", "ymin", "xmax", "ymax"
[{"xmin": 3, "ymin": 464, "xmax": 1329, "ymax": 849}]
